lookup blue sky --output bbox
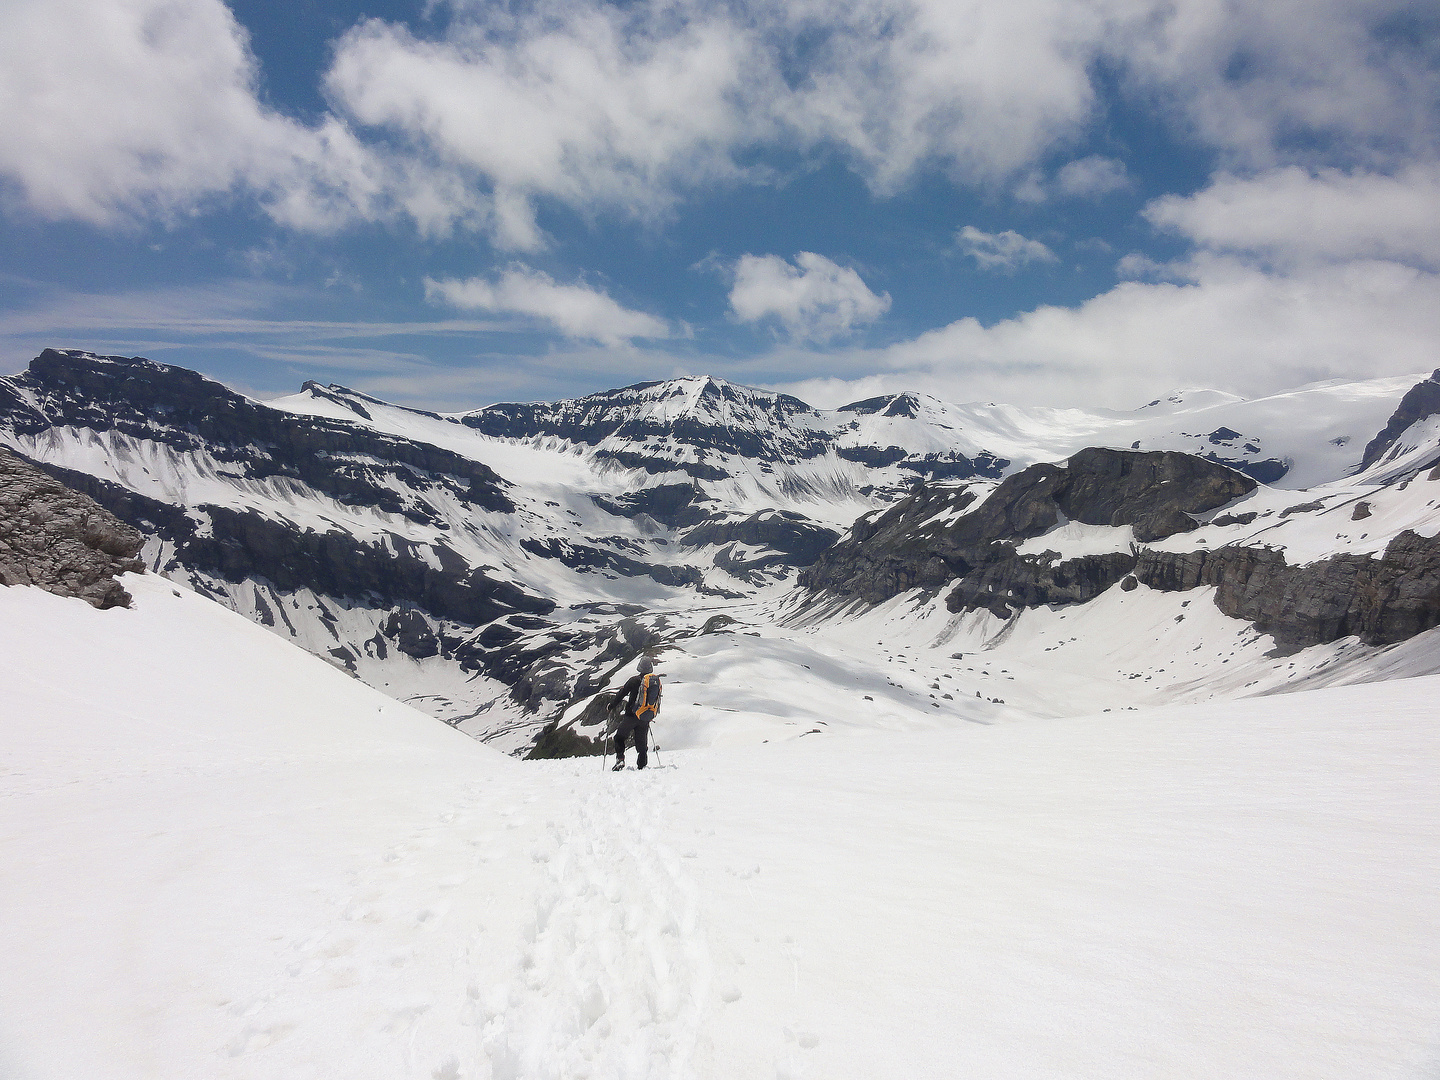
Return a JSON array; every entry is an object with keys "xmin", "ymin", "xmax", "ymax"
[{"xmin": 0, "ymin": 0, "xmax": 1437, "ymax": 410}]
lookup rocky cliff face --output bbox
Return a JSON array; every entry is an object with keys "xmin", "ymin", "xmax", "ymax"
[
  {"xmin": 802, "ymin": 448, "xmax": 1255, "ymax": 605},
  {"xmin": 0, "ymin": 447, "xmax": 144, "ymax": 608},
  {"xmin": 1360, "ymin": 369, "xmax": 1440, "ymax": 470},
  {"xmin": 803, "ymin": 437, "xmax": 1440, "ymax": 656},
  {"xmin": 1134, "ymin": 530, "xmax": 1440, "ymax": 652}
]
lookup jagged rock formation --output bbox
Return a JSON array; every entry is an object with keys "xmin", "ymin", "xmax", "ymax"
[
  {"xmin": 463, "ymin": 377, "xmax": 832, "ymax": 476},
  {"xmin": 1361, "ymin": 369, "xmax": 1440, "ymax": 469},
  {"xmin": 803, "ymin": 448, "xmax": 1255, "ymax": 604},
  {"xmin": 463, "ymin": 378, "xmax": 1016, "ymax": 488},
  {"xmin": 0, "ymin": 447, "xmax": 144, "ymax": 608}
]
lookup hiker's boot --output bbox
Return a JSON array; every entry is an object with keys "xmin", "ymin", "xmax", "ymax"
[{"xmin": 612, "ymin": 758, "xmax": 625, "ymax": 771}]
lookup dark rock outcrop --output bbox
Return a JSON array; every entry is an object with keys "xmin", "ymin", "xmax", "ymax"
[
  {"xmin": 518, "ymin": 535, "xmax": 703, "ymax": 587},
  {"xmin": 945, "ymin": 551, "xmax": 1138, "ymax": 619},
  {"xmin": 681, "ymin": 510, "xmax": 840, "ymax": 566},
  {"xmin": 23, "ymin": 459, "xmax": 554, "ymax": 626},
  {"xmin": 1134, "ymin": 531, "xmax": 1440, "ymax": 652},
  {"xmin": 803, "ymin": 448, "xmax": 1255, "ymax": 604},
  {"xmin": 382, "ymin": 608, "xmax": 440, "ymax": 659},
  {"xmin": 592, "ymin": 483, "xmax": 711, "ymax": 528},
  {"xmin": 1360, "ymin": 369, "xmax": 1440, "ymax": 470},
  {"xmin": 0, "ymin": 447, "xmax": 144, "ymax": 608}
]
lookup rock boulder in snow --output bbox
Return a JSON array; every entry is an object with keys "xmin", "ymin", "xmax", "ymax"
[{"xmin": 0, "ymin": 447, "xmax": 144, "ymax": 608}]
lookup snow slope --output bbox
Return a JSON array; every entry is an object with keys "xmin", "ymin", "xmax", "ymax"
[{"xmin": 4, "ymin": 576, "xmax": 1440, "ymax": 1079}]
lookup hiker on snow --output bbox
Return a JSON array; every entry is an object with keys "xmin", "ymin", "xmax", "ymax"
[{"xmin": 611, "ymin": 655, "xmax": 662, "ymax": 771}]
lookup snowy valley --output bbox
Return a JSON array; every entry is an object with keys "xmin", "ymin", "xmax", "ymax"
[
  {"xmin": 3, "ymin": 351, "xmax": 1440, "ymax": 1078},
  {"xmin": 2, "ymin": 349, "xmax": 1439, "ymax": 756}
]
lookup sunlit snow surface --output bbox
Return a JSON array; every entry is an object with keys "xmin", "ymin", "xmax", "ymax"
[{"xmin": 4, "ymin": 577, "xmax": 1440, "ymax": 1079}]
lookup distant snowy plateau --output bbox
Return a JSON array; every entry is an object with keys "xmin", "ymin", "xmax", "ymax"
[{"xmin": 4, "ymin": 349, "xmax": 1440, "ymax": 1078}]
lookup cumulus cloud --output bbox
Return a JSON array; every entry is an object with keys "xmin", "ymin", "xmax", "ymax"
[
  {"xmin": 2, "ymin": 0, "xmax": 1434, "ymax": 239},
  {"xmin": 957, "ymin": 226, "xmax": 1058, "ymax": 272},
  {"xmin": 1146, "ymin": 165, "xmax": 1440, "ymax": 269},
  {"xmin": 0, "ymin": 0, "xmax": 487, "ymax": 234},
  {"xmin": 767, "ymin": 253, "xmax": 1440, "ymax": 410},
  {"xmin": 1114, "ymin": 0, "xmax": 1440, "ymax": 170},
  {"xmin": 326, "ymin": 5, "xmax": 769, "ymax": 250},
  {"xmin": 425, "ymin": 267, "xmax": 669, "ymax": 345},
  {"xmin": 728, "ymin": 253, "xmax": 890, "ymax": 341}
]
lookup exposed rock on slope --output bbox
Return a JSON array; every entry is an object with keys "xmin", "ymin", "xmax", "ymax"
[
  {"xmin": 1135, "ymin": 531, "xmax": 1440, "ymax": 652},
  {"xmin": 0, "ymin": 447, "xmax": 144, "ymax": 608},
  {"xmin": 803, "ymin": 448, "xmax": 1255, "ymax": 605},
  {"xmin": 682, "ymin": 510, "xmax": 840, "ymax": 569},
  {"xmin": 29, "ymin": 455, "xmax": 554, "ymax": 627},
  {"xmin": 1360, "ymin": 369, "xmax": 1440, "ymax": 470},
  {"xmin": 1, "ymin": 350, "xmax": 516, "ymax": 521}
]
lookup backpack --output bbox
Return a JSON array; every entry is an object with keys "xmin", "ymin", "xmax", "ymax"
[{"xmin": 635, "ymin": 673, "xmax": 662, "ymax": 720}]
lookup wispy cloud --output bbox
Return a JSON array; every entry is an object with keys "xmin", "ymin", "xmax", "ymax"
[
  {"xmin": 957, "ymin": 227, "xmax": 1059, "ymax": 273},
  {"xmin": 425, "ymin": 267, "xmax": 670, "ymax": 345}
]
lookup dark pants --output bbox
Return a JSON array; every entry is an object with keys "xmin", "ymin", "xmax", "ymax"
[{"xmin": 613, "ymin": 712, "xmax": 649, "ymax": 768}]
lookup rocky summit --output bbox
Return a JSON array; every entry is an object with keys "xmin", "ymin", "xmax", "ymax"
[{"xmin": 3, "ymin": 349, "xmax": 1440, "ymax": 755}]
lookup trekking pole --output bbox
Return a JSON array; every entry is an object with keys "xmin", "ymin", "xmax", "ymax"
[{"xmin": 651, "ymin": 731, "xmax": 664, "ymax": 769}]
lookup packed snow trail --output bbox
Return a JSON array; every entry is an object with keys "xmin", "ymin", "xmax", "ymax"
[{"xmin": 482, "ymin": 769, "xmax": 714, "ymax": 1079}]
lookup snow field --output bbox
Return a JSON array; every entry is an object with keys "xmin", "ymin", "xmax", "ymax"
[
  {"xmin": 483, "ymin": 769, "xmax": 714, "ymax": 1079},
  {"xmin": 6, "ymin": 575, "xmax": 1440, "ymax": 1078},
  {"xmin": 0, "ymin": 577, "xmax": 555, "ymax": 1080},
  {"xmin": 657, "ymin": 687, "xmax": 1440, "ymax": 1079}
]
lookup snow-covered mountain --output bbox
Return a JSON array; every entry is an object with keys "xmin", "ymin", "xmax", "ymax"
[{"xmin": 3, "ymin": 348, "xmax": 1438, "ymax": 756}]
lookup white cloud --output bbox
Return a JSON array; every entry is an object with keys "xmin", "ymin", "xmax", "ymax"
[
  {"xmin": 767, "ymin": 254, "xmax": 1440, "ymax": 410},
  {"xmin": 1, "ymin": 0, "xmax": 1434, "ymax": 239},
  {"xmin": 1146, "ymin": 165, "xmax": 1440, "ymax": 269},
  {"xmin": 957, "ymin": 226, "xmax": 1058, "ymax": 272},
  {"xmin": 1055, "ymin": 156, "xmax": 1131, "ymax": 198},
  {"xmin": 425, "ymin": 267, "xmax": 669, "ymax": 345},
  {"xmin": 0, "ymin": 0, "xmax": 486, "ymax": 234},
  {"xmin": 327, "ymin": 5, "xmax": 769, "ymax": 250},
  {"xmin": 1113, "ymin": 0, "xmax": 1439, "ymax": 170},
  {"xmin": 728, "ymin": 252, "xmax": 890, "ymax": 341}
]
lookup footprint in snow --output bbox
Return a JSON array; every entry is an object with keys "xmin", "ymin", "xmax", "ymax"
[{"xmin": 482, "ymin": 776, "xmax": 714, "ymax": 1078}]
